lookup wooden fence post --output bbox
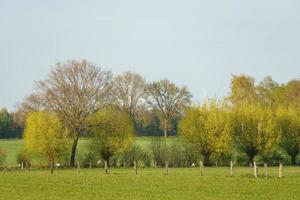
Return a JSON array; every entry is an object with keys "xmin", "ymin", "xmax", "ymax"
[
  {"xmin": 134, "ymin": 161, "xmax": 137, "ymax": 175},
  {"xmin": 279, "ymin": 163, "xmax": 283, "ymax": 178},
  {"xmin": 104, "ymin": 160, "xmax": 108, "ymax": 174},
  {"xmin": 199, "ymin": 161, "xmax": 203, "ymax": 176},
  {"xmin": 264, "ymin": 163, "xmax": 268, "ymax": 177},
  {"xmin": 230, "ymin": 161, "xmax": 233, "ymax": 177},
  {"xmin": 253, "ymin": 162, "xmax": 258, "ymax": 178},
  {"xmin": 21, "ymin": 162, "xmax": 24, "ymax": 170},
  {"xmin": 89, "ymin": 162, "xmax": 92, "ymax": 169},
  {"xmin": 165, "ymin": 161, "xmax": 169, "ymax": 175}
]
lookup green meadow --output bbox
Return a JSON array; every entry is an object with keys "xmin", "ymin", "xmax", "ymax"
[
  {"xmin": 0, "ymin": 167, "xmax": 300, "ymax": 200},
  {"xmin": 0, "ymin": 137, "xmax": 165, "ymax": 167},
  {"xmin": 1, "ymin": 138, "xmax": 300, "ymax": 200}
]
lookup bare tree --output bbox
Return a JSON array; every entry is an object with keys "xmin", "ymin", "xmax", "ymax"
[
  {"xmin": 36, "ymin": 60, "xmax": 112, "ymax": 167},
  {"xmin": 147, "ymin": 79, "xmax": 192, "ymax": 138},
  {"xmin": 14, "ymin": 94, "xmax": 44, "ymax": 128},
  {"xmin": 110, "ymin": 71, "xmax": 147, "ymax": 120}
]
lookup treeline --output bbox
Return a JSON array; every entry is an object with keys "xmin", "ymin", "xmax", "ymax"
[
  {"xmin": 4, "ymin": 60, "xmax": 191, "ymax": 168},
  {"xmin": 178, "ymin": 75, "xmax": 300, "ymax": 166},
  {"xmin": 0, "ymin": 60, "xmax": 299, "ymax": 172},
  {"xmin": 0, "ymin": 108, "xmax": 23, "ymax": 138}
]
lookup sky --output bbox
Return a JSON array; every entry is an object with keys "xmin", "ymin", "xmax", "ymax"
[{"xmin": 0, "ymin": 0, "xmax": 300, "ymax": 111}]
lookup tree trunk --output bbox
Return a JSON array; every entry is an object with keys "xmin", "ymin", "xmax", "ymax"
[
  {"xmin": 50, "ymin": 159, "xmax": 54, "ymax": 174},
  {"xmin": 291, "ymin": 154, "xmax": 297, "ymax": 165},
  {"xmin": 70, "ymin": 136, "xmax": 79, "ymax": 167},
  {"xmin": 203, "ymin": 153, "xmax": 211, "ymax": 166},
  {"xmin": 248, "ymin": 154, "xmax": 255, "ymax": 166},
  {"xmin": 164, "ymin": 118, "xmax": 168, "ymax": 138}
]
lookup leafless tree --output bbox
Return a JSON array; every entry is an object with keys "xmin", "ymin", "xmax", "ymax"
[
  {"xmin": 36, "ymin": 60, "xmax": 112, "ymax": 166},
  {"xmin": 14, "ymin": 94, "xmax": 44, "ymax": 128},
  {"xmin": 147, "ymin": 79, "xmax": 192, "ymax": 138},
  {"xmin": 110, "ymin": 71, "xmax": 148, "ymax": 121}
]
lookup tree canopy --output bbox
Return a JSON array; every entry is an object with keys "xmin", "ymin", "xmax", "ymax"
[
  {"xmin": 230, "ymin": 103, "xmax": 278, "ymax": 165},
  {"xmin": 88, "ymin": 106, "xmax": 134, "ymax": 165},
  {"xmin": 179, "ymin": 100, "xmax": 231, "ymax": 165},
  {"xmin": 34, "ymin": 60, "xmax": 112, "ymax": 166},
  {"xmin": 24, "ymin": 111, "xmax": 69, "ymax": 173},
  {"xmin": 276, "ymin": 105, "xmax": 300, "ymax": 165},
  {"xmin": 148, "ymin": 79, "xmax": 192, "ymax": 138}
]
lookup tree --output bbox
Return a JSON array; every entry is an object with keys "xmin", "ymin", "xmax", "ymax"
[
  {"xmin": 35, "ymin": 60, "xmax": 112, "ymax": 166},
  {"xmin": 230, "ymin": 103, "xmax": 278, "ymax": 165},
  {"xmin": 179, "ymin": 100, "xmax": 231, "ymax": 165},
  {"xmin": 14, "ymin": 94, "xmax": 44, "ymax": 130},
  {"xmin": 276, "ymin": 105, "xmax": 300, "ymax": 165},
  {"xmin": 229, "ymin": 74, "xmax": 258, "ymax": 105},
  {"xmin": 282, "ymin": 80, "xmax": 300, "ymax": 108},
  {"xmin": 88, "ymin": 106, "xmax": 134, "ymax": 165},
  {"xmin": 148, "ymin": 79, "xmax": 192, "ymax": 138},
  {"xmin": 24, "ymin": 111, "xmax": 68, "ymax": 173},
  {"xmin": 134, "ymin": 109, "xmax": 163, "ymax": 136},
  {"xmin": 110, "ymin": 71, "xmax": 147, "ymax": 119},
  {"xmin": 0, "ymin": 108, "xmax": 25, "ymax": 139},
  {"xmin": 256, "ymin": 76, "xmax": 279, "ymax": 106},
  {"xmin": 0, "ymin": 108, "xmax": 15, "ymax": 138}
]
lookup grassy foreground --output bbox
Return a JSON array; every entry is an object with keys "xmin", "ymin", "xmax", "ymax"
[{"xmin": 0, "ymin": 167, "xmax": 300, "ymax": 200}]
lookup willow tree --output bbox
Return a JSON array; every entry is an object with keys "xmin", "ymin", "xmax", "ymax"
[
  {"xmin": 276, "ymin": 105, "xmax": 300, "ymax": 165},
  {"xmin": 179, "ymin": 100, "xmax": 231, "ymax": 165},
  {"xmin": 89, "ymin": 106, "xmax": 134, "ymax": 165},
  {"xmin": 231, "ymin": 103, "xmax": 278, "ymax": 165},
  {"xmin": 24, "ymin": 111, "xmax": 68, "ymax": 173},
  {"xmin": 36, "ymin": 60, "xmax": 112, "ymax": 166},
  {"xmin": 148, "ymin": 79, "xmax": 192, "ymax": 138}
]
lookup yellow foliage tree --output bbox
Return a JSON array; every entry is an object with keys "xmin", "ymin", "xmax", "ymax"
[
  {"xmin": 231, "ymin": 103, "xmax": 278, "ymax": 165},
  {"xmin": 24, "ymin": 111, "xmax": 68, "ymax": 173},
  {"xmin": 276, "ymin": 105, "xmax": 300, "ymax": 165},
  {"xmin": 179, "ymin": 100, "xmax": 231, "ymax": 165},
  {"xmin": 89, "ymin": 106, "xmax": 134, "ymax": 165}
]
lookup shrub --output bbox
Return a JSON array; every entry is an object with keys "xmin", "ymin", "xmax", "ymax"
[
  {"xmin": 16, "ymin": 149, "xmax": 31, "ymax": 168},
  {"xmin": 81, "ymin": 151, "xmax": 99, "ymax": 168},
  {"xmin": 139, "ymin": 149, "xmax": 152, "ymax": 167},
  {"xmin": 235, "ymin": 153, "xmax": 249, "ymax": 166},
  {"xmin": 118, "ymin": 144, "xmax": 153, "ymax": 168},
  {"xmin": 257, "ymin": 150, "xmax": 286, "ymax": 166},
  {"xmin": 180, "ymin": 141, "xmax": 199, "ymax": 167},
  {"xmin": 169, "ymin": 141, "xmax": 183, "ymax": 167},
  {"xmin": 149, "ymin": 137, "xmax": 168, "ymax": 167},
  {"xmin": 214, "ymin": 152, "xmax": 233, "ymax": 166}
]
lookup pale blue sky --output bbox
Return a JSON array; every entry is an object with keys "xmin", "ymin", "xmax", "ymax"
[{"xmin": 1, "ymin": 0, "xmax": 300, "ymax": 110}]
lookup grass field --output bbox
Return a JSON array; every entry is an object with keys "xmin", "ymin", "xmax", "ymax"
[
  {"xmin": 0, "ymin": 137, "xmax": 165, "ymax": 166},
  {"xmin": 0, "ymin": 167, "xmax": 300, "ymax": 200},
  {"xmin": 1, "ymin": 138, "xmax": 300, "ymax": 200}
]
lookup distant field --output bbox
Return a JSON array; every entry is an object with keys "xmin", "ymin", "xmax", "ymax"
[
  {"xmin": 0, "ymin": 137, "xmax": 172, "ymax": 166},
  {"xmin": 0, "ymin": 167, "xmax": 300, "ymax": 200},
  {"xmin": 0, "ymin": 139, "xmax": 24, "ymax": 166}
]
